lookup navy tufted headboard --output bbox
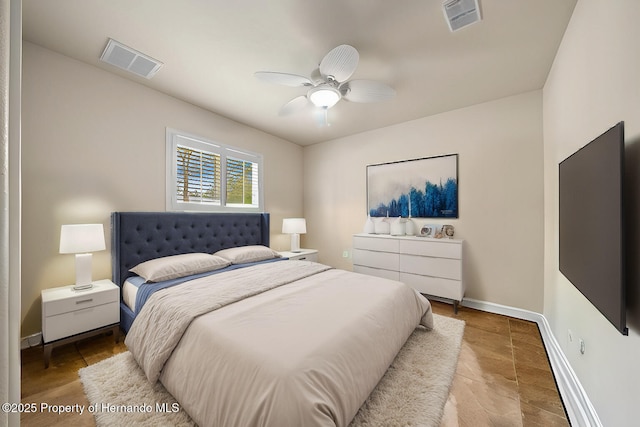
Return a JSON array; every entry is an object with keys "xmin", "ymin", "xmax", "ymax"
[{"xmin": 111, "ymin": 211, "xmax": 270, "ymax": 288}]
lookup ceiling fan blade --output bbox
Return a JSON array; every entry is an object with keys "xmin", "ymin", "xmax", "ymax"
[
  {"xmin": 341, "ymin": 79, "xmax": 396, "ymax": 103},
  {"xmin": 255, "ymin": 71, "xmax": 313, "ymax": 87},
  {"xmin": 319, "ymin": 45, "xmax": 359, "ymax": 83},
  {"xmin": 278, "ymin": 95, "xmax": 311, "ymax": 116}
]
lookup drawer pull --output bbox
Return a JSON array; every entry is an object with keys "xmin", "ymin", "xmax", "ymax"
[{"xmin": 76, "ymin": 298, "xmax": 93, "ymax": 304}]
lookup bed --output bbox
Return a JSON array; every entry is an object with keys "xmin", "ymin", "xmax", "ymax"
[{"xmin": 112, "ymin": 211, "xmax": 433, "ymax": 427}]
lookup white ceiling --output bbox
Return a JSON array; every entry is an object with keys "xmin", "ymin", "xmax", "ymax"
[{"xmin": 22, "ymin": 0, "xmax": 577, "ymax": 146}]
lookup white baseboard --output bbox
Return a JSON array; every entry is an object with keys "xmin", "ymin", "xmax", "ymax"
[
  {"xmin": 462, "ymin": 298, "xmax": 602, "ymax": 427},
  {"xmin": 20, "ymin": 332, "xmax": 42, "ymax": 350}
]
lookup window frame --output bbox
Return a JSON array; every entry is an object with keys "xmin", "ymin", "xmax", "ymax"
[{"xmin": 166, "ymin": 128, "xmax": 264, "ymax": 212}]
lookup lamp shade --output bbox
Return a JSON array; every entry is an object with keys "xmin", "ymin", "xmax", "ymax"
[
  {"xmin": 59, "ymin": 224, "xmax": 106, "ymax": 254},
  {"xmin": 282, "ymin": 218, "xmax": 307, "ymax": 234}
]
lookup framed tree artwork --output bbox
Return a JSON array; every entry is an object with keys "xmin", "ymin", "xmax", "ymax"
[{"xmin": 367, "ymin": 154, "xmax": 458, "ymax": 218}]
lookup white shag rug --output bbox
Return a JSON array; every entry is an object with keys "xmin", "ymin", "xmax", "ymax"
[{"xmin": 79, "ymin": 313, "xmax": 464, "ymax": 427}]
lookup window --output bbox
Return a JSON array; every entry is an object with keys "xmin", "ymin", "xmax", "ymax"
[{"xmin": 166, "ymin": 129, "xmax": 263, "ymax": 212}]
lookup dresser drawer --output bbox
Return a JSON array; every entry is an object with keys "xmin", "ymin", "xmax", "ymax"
[
  {"xmin": 400, "ymin": 254, "xmax": 461, "ymax": 280},
  {"xmin": 353, "ymin": 235, "xmax": 400, "ymax": 252},
  {"xmin": 400, "ymin": 272, "xmax": 464, "ymax": 301},
  {"xmin": 43, "ymin": 301, "xmax": 119, "ymax": 343},
  {"xmin": 43, "ymin": 285, "xmax": 119, "ymax": 317},
  {"xmin": 399, "ymin": 239, "xmax": 462, "ymax": 259},
  {"xmin": 353, "ymin": 265, "xmax": 400, "ymax": 281},
  {"xmin": 353, "ymin": 248, "xmax": 399, "ymax": 271}
]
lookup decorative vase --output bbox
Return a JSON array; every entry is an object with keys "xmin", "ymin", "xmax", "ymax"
[
  {"xmin": 405, "ymin": 217, "xmax": 416, "ymax": 236},
  {"xmin": 374, "ymin": 217, "xmax": 390, "ymax": 234},
  {"xmin": 390, "ymin": 217, "xmax": 405, "ymax": 236},
  {"xmin": 363, "ymin": 216, "xmax": 375, "ymax": 234}
]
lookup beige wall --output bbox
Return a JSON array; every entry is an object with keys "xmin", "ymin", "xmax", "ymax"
[
  {"xmin": 304, "ymin": 91, "xmax": 544, "ymax": 312},
  {"xmin": 21, "ymin": 42, "xmax": 304, "ymax": 335},
  {"xmin": 543, "ymin": 1, "xmax": 640, "ymax": 425}
]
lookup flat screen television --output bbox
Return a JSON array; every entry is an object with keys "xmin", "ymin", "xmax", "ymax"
[{"xmin": 559, "ymin": 121, "xmax": 627, "ymax": 335}]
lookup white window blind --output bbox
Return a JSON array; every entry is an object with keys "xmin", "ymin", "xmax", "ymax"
[
  {"xmin": 226, "ymin": 155, "xmax": 259, "ymax": 208},
  {"xmin": 176, "ymin": 145, "xmax": 221, "ymax": 205},
  {"xmin": 166, "ymin": 129, "xmax": 264, "ymax": 212}
]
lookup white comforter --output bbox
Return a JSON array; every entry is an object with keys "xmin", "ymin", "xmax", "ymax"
[{"xmin": 126, "ymin": 260, "xmax": 433, "ymax": 427}]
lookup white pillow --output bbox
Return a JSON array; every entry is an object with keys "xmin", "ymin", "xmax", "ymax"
[
  {"xmin": 130, "ymin": 253, "xmax": 231, "ymax": 282},
  {"xmin": 214, "ymin": 245, "xmax": 282, "ymax": 264}
]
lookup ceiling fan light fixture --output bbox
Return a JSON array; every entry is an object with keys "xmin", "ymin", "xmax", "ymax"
[{"xmin": 308, "ymin": 87, "xmax": 341, "ymax": 109}]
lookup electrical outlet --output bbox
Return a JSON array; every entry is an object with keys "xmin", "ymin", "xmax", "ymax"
[{"xmin": 342, "ymin": 250, "xmax": 350, "ymax": 258}]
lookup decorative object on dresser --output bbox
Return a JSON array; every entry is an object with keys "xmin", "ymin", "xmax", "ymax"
[
  {"xmin": 442, "ymin": 224, "xmax": 455, "ymax": 238},
  {"xmin": 363, "ymin": 215, "xmax": 375, "ymax": 234},
  {"xmin": 41, "ymin": 279, "xmax": 119, "ymax": 368},
  {"xmin": 367, "ymin": 154, "xmax": 458, "ymax": 219},
  {"xmin": 59, "ymin": 223, "xmax": 106, "ymax": 290},
  {"xmin": 353, "ymin": 233, "xmax": 464, "ymax": 312},
  {"xmin": 277, "ymin": 248, "xmax": 318, "ymax": 262},
  {"xmin": 282, "ymin": 217, "xmax": 307, "ymax": 252},
  {"xmin": 373, "ymin": 216, "xmax": 390, "ymax": 234},
  {"xmin": 419, "ymin": 224, "xmax": 440, "ymax": 238},
  {"xmin": 404, "ymin": 216, "xmax": 416, "ymax": 236},
  {"xmin": 390, "ymin": 217, "xmax": 405, "ymax": 236}
]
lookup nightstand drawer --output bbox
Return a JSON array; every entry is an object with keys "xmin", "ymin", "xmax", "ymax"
[
  {"xmin": 277, "ymin": 249, "xmax": 318, "ymax": 262},
  {"xmin": 290, "ymin": 252, "xmax": 318, "ymax": 262},
  {"xmin": 42, "ymin": 281, "xmax": 119, "ymax": 317},
  {"xmin": 44, "ymin": 301, "xmax": 119, "ymax": 343}
]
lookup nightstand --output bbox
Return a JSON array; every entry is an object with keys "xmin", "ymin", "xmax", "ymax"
[
  {"xmin": 41, "ymin": 279, "xmax": 120, "ymax": 368},
  {"xmin": 278, "ymin": 248, "xmax": 318, "ymax": 262}
]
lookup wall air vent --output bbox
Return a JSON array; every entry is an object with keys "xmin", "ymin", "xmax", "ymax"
[
  {"xmin": 442, "ymin": 0, "xmax": 482, "ymax": 32},
  {"xmin": 100, "ymin": 38, "xmax": 163, "ymax": 79}
]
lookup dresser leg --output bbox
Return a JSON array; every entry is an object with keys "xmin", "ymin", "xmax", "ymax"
[
  {"xmin": 43, "ymin": 344, "xmax": 52, "ymax": 369},
  {"xmin": 112, "ymin": 325, "xmax": 120, "ymax": 343},
  {"xmin": 453, "ymin": 300, "xmax": 459, "ymax": 314}
]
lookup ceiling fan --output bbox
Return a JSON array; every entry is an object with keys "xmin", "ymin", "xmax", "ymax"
[{"xmin": 255, "ymin": 44, "xmax": 396, "ymax": 125}]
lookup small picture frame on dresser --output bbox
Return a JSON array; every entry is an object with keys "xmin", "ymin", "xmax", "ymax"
[
  {"xmin": 419, "ymin": 224, "xmax": 440, "ymax": 238},
  {"xmin": 442, "ymin": 225, "xmax": 455, "ymax": 239}
]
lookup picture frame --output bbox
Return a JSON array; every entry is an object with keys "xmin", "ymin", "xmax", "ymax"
[
  {"xmin": 367, "ymin": 154, "xmax": 458, "ymax": 218},
  {"xmin": 442, "ymin": 224, "xmax": 455, "ymax": 239},
  {"xmin": 419, "ymin": 224, "xmax": 440, "ymax": 238}
]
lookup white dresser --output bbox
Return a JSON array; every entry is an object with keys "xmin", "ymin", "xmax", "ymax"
[{"xmin": 352, "ymin": 233, "xmax": 464, "ymax": 312}]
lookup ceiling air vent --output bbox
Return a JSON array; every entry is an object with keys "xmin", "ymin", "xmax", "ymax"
[
  {"xmin": 442, "ymin": 0, "xmax": 482, "ymax": 32},
  {"xmin": 100, "ymin": 38, "xmax": 163, "ymax": 79}
]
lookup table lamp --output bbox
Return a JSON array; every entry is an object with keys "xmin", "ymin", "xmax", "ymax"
[
  {"xmin": 282, "ymin": 218, "xmax": 306, "ymax": 253},
  {"xmin": 59, "ymin": 224, "xmax": 106, "ymax": 290}
]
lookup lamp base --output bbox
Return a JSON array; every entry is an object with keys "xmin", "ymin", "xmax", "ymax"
[
  {"xmin": 72, "ymin": 283, "xmax": 94, "ymax": 291},
  {"xmin": 74, "ymin": 253, "xmax": 94, "ymax": 290},
  {"xmin": 290, "ymin": 233, "xmax": 301, "ymax": 253}
]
